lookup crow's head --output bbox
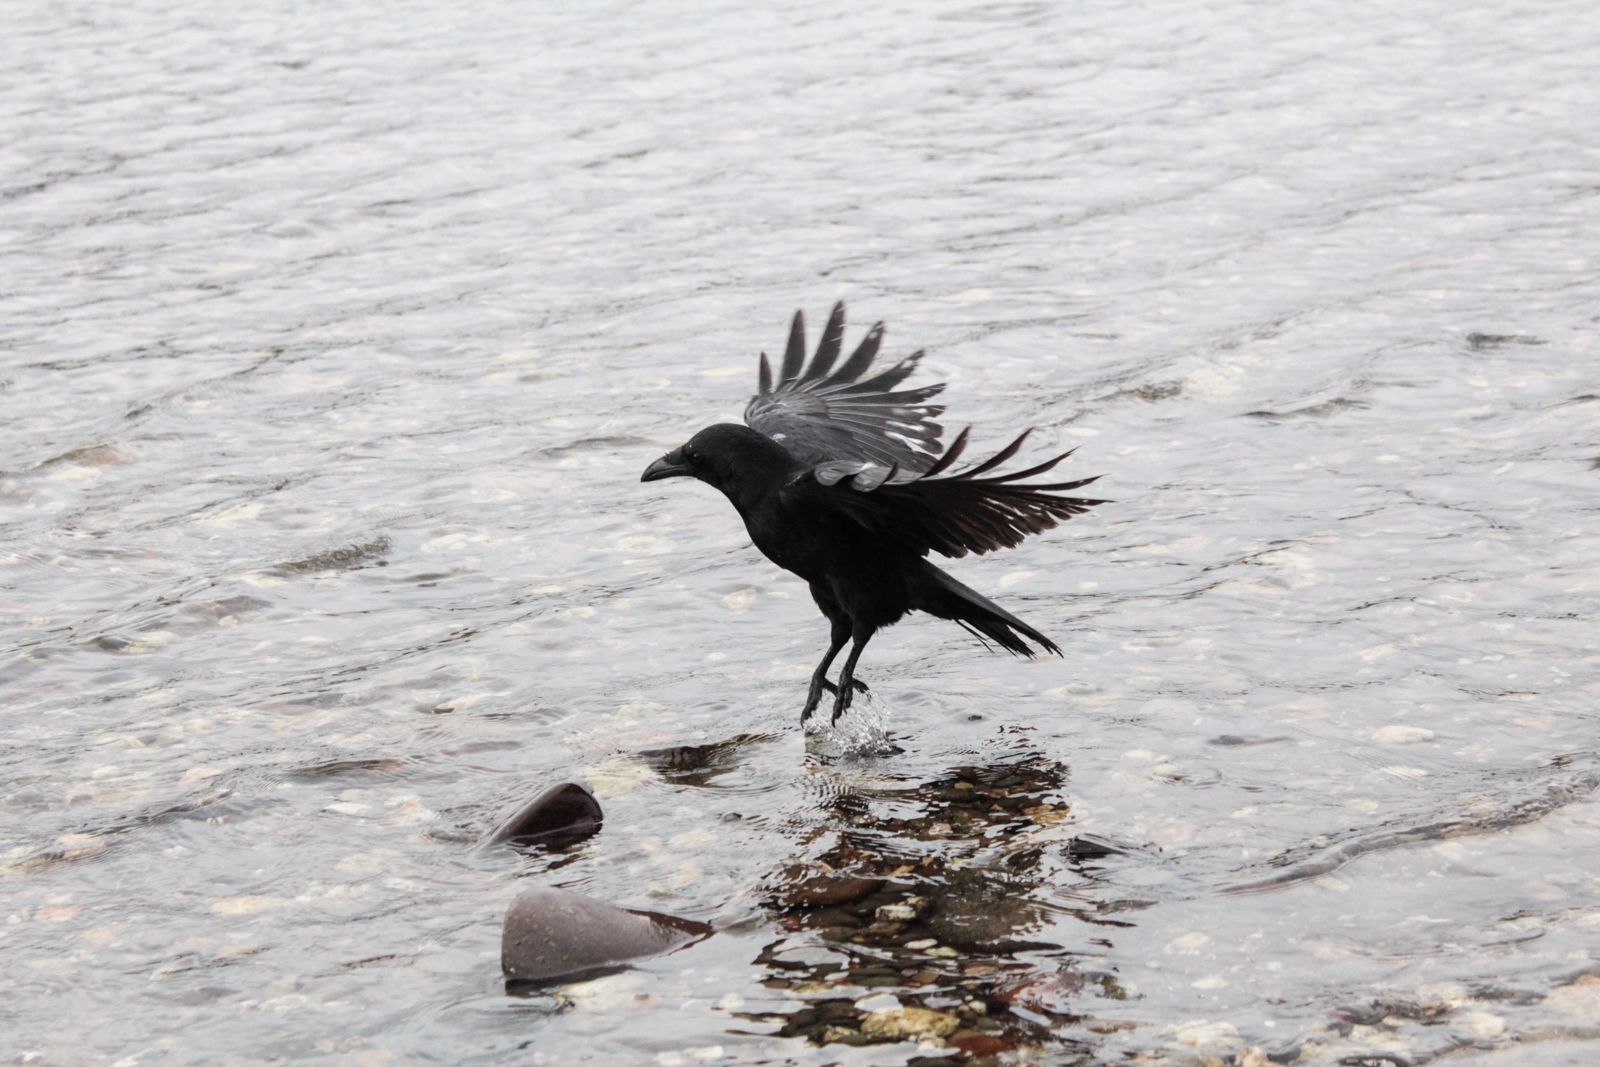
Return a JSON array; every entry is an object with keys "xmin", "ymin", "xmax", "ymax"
[{"xmin": 642, "ymin": 423, "xmax": 796, "ymax": 504}]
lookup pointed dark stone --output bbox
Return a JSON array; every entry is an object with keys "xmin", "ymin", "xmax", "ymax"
[{"xmin": 482, "ymin": 782, "xmax": 602, "ymax": 851}]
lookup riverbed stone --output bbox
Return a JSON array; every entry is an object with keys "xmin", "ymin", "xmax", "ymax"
[
  {"xmin": 924, "ymin": 867, "xmax": 1049, "ymax": 950},
  {"xmin": 860, "ymin": 1006, "xmax": 960, "ymax": 1040}
]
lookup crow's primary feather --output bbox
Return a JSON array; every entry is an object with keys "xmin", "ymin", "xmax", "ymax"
[{"xmin": 744, "ymin": 302, "xmax": 946, "ymax": 472}]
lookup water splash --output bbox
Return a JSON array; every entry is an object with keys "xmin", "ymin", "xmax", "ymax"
[{"xmin": 802, "ymin": 693, "xmax": 902, "ymax": 759}]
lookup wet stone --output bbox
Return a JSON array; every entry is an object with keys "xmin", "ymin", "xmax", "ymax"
[
  {"xmin": 779, "ymin": 869, "xmax": 885, "ymax": 907},
  {"xmin": 501, "ymin": 888, "xmax": 709, "ymax": 983},
  {"xmin": 289, "ymin": 758, "xmax": 408, "ymax": 781},
  {"xmin": 481, "ymin": 782, "xmax": 602, "ymax": 851},
  {"xmin": 1065, "ymin": 834, "xmax": 1127, "ymax": 860},
  {"xmin": 274, "ymin": 536, "xmax": 392, "ymax": 574},
  {"xmin": 995, "ymin": 969, "xmax": 1090, "ymax": 1015},
  {"xmin": 805, "ymin": 907, "xmax": 861, "ymax": 929},
  {"xmin": 860, "ymin": 1005, "xmax": 960, "ymax": 1040},
  {"xmin": 924, "ymin": 867, "xmax": 1054, "ymax": 952},
  {"xmin": 637, "ymin": 733, "xmax": 774, "ymax": 787},
  {"xmin": 949, "ymin": 1030, "xmax": 1012, "ymax": 1056},
  {"xmin": 819, "ymin": 1024, "xmax": 870, "ymax": 1045},
  {"xmin": 1207, "ymin": 734, "xmax": 1291, "ymax": 747}
]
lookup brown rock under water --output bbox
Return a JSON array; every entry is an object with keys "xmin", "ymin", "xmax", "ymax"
[
  {"xmin": 774, "ymin": 863, "xmax": 885, "ymax": 907},
  {"xmin": 949, "ymin": 1031, "xmax": 1012, "ymax": 1056},
  {"xmin": 924, "ymin": 867, "xmax": 1053, "ymax": 951},
  {"xmin": 860, "ymin": 1006, "xmax": 961, "ymax": 1040}
]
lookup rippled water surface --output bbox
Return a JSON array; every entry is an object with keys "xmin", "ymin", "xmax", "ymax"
[{"xmin": 5, "ymin": 2, "xmax": 1600, "ymax": 1065}]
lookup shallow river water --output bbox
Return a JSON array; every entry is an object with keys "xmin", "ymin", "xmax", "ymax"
[{"xmin": 4, "ymin": 2, "xmax": 1600, "ymax": 1065}]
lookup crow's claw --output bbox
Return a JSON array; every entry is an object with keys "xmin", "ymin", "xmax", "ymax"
[
  {"xmin": 801, "ymin": 684, "xmax": 823, "ymax": 724},
  {"xmin": 818, "ymin": 678, "xmax": 869, "ymax": 695},
  {"xmin": 830, "ymin": 683, "xmax": 856, "ymax": 723}
]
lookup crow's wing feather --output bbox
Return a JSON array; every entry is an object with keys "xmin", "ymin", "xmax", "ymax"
[
  {"xmin": 786, "ymin": 429, "xmax": 1108, "ymax": 559},
  {"xmin": 745, "ymin": 302, "xmax": 946, "ymax": 471}
]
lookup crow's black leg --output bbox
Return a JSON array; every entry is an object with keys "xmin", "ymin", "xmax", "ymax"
[
  {"xmin": 831, "ymin": 626, "xmax": 875, "ymax": 724},
  {"xmin": 801, "ymin": 615, "xmax": 852, "ymax": 724},
  {"xmin": 818, "ymin": 678, "xmax": 870, "ymax": 695}
]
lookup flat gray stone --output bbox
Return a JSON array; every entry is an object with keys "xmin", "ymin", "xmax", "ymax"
[{"xmin": 501, "ymin": 888, "xmax": 709, "ymax": 983}]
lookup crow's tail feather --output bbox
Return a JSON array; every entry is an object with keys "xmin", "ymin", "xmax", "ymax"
[{"xmin": 915, "ymin": 560, "xmax": 1060, "ymax": 657}]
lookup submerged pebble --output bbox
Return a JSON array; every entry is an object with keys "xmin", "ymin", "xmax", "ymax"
[
  {"xmin": 860, "ymin": 1005, "xmax": 960, "ymax": 1040},
  {"xmin": 1372, "ymin": 725, "xmax": 1435, "ymax": 744}
]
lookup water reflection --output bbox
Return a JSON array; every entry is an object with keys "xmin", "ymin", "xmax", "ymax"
[{"xmin": 739, "ymin": 753, "xmax": 1120, "ymax": 1060}]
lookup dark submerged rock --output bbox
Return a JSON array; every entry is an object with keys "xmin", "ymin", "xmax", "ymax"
[
  {"xmin": 924, "ymin": 867, "xmax": 1055, "ymax": 952},
  {"xmin": 1065, "ymin": 833, "xmax": 1127, "ymax": 860},
  {"xmin": 637, "ymin": 732, "xmax": 775, "ymax": 787},
  {"xmin": 290, "ymin": 757, "xmax": 408, "ymax": 780},
  {"xmin": 1207, "ymin": 733, "xmax": 1291, "ymax": 747},
  {"xmin": 1466, "ymin": 331, "xmax": 1545, "ymax": 349},
  {"xmin": 501, "ymin": 888, "xmax": 710, "ymax": 984},
  {"xmin": 773, "ymin": 864, "xmax": 884, "ymax": 907},
  {"xmin": 482, "ymin": 782, "xmax": 602, "ymax": 851},
  {"xmin": 275, "ymin": 535, "xmax": 392, "ymax": 574}
]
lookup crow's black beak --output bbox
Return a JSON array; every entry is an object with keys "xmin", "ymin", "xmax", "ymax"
[{"xmin": 641, "ymin": 449, "xmax": 691, "ymax": 482}]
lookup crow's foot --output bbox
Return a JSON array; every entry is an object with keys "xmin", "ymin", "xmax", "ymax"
[
  {"xmin": 829, "ymin": 684, "xmax": 856, "ymax": 724},
  {"xmin": 805, "ymin": 676, "xmax": 867, "ymax": 725},
  {"xmin": 801, "ymin": 681, "xmax": 824, "ymax": 723}
]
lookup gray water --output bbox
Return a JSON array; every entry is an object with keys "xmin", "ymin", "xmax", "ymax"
[{"xmin": 4, "ymin": 2, "xmax": 1600, "ymax": 1064}]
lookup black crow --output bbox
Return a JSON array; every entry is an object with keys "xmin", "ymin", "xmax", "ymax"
[{"xmin": 642, "ymin": 303, "xmax": 1107, "ymax": 725}]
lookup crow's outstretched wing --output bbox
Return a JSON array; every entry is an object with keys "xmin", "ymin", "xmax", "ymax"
[
  {"xmin": 786, "ymin": 428, "xmax": 1108, "ymax": 559},
  {"xmin": 744, "ymin": 302, "xmax": 946, "ymax": 472}
]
